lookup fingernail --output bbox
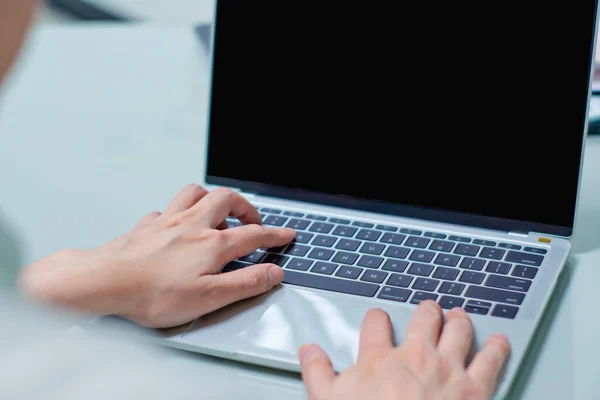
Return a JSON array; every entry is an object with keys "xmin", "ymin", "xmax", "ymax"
[
  {"xmin": 298, "ymin": 344, "xmax": 315, "ymax": 365},
  {"xmin": 267, "ymin": 265, "xmax": 281, "ymax": 286}
]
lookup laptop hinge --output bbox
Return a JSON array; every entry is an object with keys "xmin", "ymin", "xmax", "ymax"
[{"xmin": 508, "ymin": 231, "xmax": 529, "ymax": 237}]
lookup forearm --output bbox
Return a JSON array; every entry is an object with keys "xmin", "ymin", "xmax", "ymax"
[{"xmin": 18, "ymin": 248, "xmax": 134, "ymax": 317}]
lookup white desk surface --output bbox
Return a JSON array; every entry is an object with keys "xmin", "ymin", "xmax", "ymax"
[{"xmin": 1, "ymin": 25, "xmax": 599, "ymax": 399}]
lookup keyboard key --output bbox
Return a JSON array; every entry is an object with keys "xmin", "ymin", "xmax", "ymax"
[
  {"xmin": 261, "ymin": 208, "xmax": 282, "ymax": 214},
  {"xmin": 410, "ymin": 292, "xmax": 438, "ymax": 304},
  {"xmin": 387, "ymin": 273, "xmax": 414, "ymax": 288},
  {"xmin": 459, "ymin": 257, "xmax": 486, "ymax": 271},
  {"xmin": 434, "ymin": 253, "xmax": 460, "ymax": 267},
  {"xmin": 380, "ymin": 233, "xmax": 406, "ymax": 245},
  {"xmin": 382, "ymin": 260, "xmax": 409, "ymax": 273},
  {"xmin": 473, "ymin": 239, "xmax": 497, "ymax": 246},
  {"xmin": 306, "ymin": 214, "xmax": 327, "ymax": 221},
  {"xmin": 283, "ymin": 211, "xmax": 304, "ymax": 217},
  {"xmin": 263, "ymin": 253, "xmax": 290, "ymax": 267},
  {"xmin": 378, "ymin": 286, "xmax": 412, "ymax": 302},
  {"xmin": 439, "ymin": 295, "xmax": 465, "ymax": 310},
  {"xmin": 505, "ymin": 251, "xmax": 544, "ymax": 266},
  {"xmin": 401, "ymin": 228, "xmax": 423, "ymax": 235},
  {"xmin": 352, "ymin": 221, "xmax": 374, "ymax": 228},
  {"xmin": 430, "ymin": 240, "xmax": 455, "ymax": 253},
  {"xmin": 459, "ymin": 271, "xmax": 485, "ymax": 285},
  {"xmin": 286, "ymin": 258, "xmax": 314, "ymax": 271},
  {"xmin": 309, "ymin": 222, "xmax": 334, "ymax": 234},
  {"xmin": 486, "ymin": 261, "xmax": 512, "ymax": 275},
  {"xmin": 329, "ymin": 217, "xmax": 351, "ymax": 224},
  {"xmin": 479, "ymin": 247, "xmax": 506, "ymax": 260},
  {"xmin": 432, "ymin": 267, "xmax": 460, "ymax": 281},
  {"xmin": 408, "ymin": 263, "xmax": 434, "ymax": 277},
  {"xmin": 384, "ymin": 246, "xmax": 410, "ymax": 259},
  {"xmin": 499, "ymin": 243, "xmax": 522, "ymax": 250},
  {"xmin": 409, "ymin": 249, "xmax": 435, "ymax": 263},
  {"xmin": 239, "ymin": 251, "xmax": 266, "ymax": 263},
  {"xmin": 308, "ymin": 248, "xmax": 334, "ymax": 261},
  {"xmin": 465, "ymin": 285, "xmax": 526, "ymax": 305},
  {"xmin": 376, "ymin": 224, "xmax": 397, "ymax": 232},
  {"xmin": 449, "ymin": 235, "xmax": 471, "ymax": 243},
  {"xmin": 357, "ymin": 255, "xmax": 384, "ymax": 269},
  {"xmin": 336, "ymin": 266, "xmax": 363, "ymax": 279},
  {"xmin": 465, "ymin": 305, "xmax": 489, "ymax": 315},
  {"xmin": 265, "ymin": 245, "xmax": 287, "ymax": 253},
  {"xmin": 311, "ymin": 262, "xmax": 338, "ymax": 275},
  {"xmin": 412, "ymin": 277, "xmax": 440, "ymax": 292},
  {"xmin": 438, "ymin": 281, "xmax": 466, "ymax": 295},
  {"xmin": 523, "ymin": 247, "xmax": 548, "ymax": 255},
  {"xmin": 512, "ymin": 265, "xmax": 538, "ymax": 279},
  {"xmin": 284, "ymin": 244, "xmax": 310, "ymax": 257},
  {"xmin": 283, "ymin": 270, "xmax": 379, "ymax": 297},
  {"xmin": 356, "ymin": 229, "xmax": 381, "ymax": 241},
  {"xmin": 227, "ymin": 220, "xmax": 241, "ymax": 228},
  {"xmin": 332, "ymin": 225, "xmax": 358, "ymax": 237},
  {"xmin": 336, "ymin": 239, "xmax": 361, "ymax": 251},
  {"xmin": 486, "ymin": 275, "xmax": 531, "ymax": 292},
  {"xmin": 332, "ymin": 251, "xmax": 360, "ymax": 265},
  {"xmin": 467, "ymin": 299, "xmax": 492, "ymax": 309},
  {"xmin": 286, "ymin": 218, "xmax": 311, "ymax": 230},
  {"xmin": 491, "ymin": 304, "xmax": 520, "ymax": 319},
  {"xmin": 294, "ymin": 232, "xmax": 314, "ymax": 244},
  {"xmin": 424, "ymin": 232, "xmax": 447, "ymax": 239},
  {"xmin": 264, "ymin": 215, "xmax": 288, "ymax": 227},
  {"xmin": 361, "ymin": 270, "xmax": 389, "ymax": 284},
  {"xmin": 454, "ymin": 244, "xmax": 480, "ymax": 256},
  {"xmin": 405, "ymin": 236, "xmax": 430, "ymax": 249},
  {"xmin": 359, "ymin": 242, "xmax": 386, "ymax": 255},
  {"xmin": 223, "ymin": 261, "xmax": 250, "ymax": 272},
  {"xmin": 312, "ymin": 235, "xmax": 337, "ymax": 248}
]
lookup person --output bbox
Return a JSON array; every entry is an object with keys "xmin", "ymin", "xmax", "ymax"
[{"xmin": 0, "ymin": 1, "xmax": 511, "ymax": 399}]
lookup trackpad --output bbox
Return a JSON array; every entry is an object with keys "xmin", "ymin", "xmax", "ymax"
[{"xmin": 182, "ymin": 285, "xmax": 417, "ymax": 371}]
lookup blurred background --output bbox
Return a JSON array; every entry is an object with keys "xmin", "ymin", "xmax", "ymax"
[{"xmin": 39, "ymin": 0, "xmax": 214, "ymax": 24}]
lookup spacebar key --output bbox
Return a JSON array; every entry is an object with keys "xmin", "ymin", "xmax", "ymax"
[{"xmin": 283, "ymin": 270, "xmax": 379, "ymax": 297}]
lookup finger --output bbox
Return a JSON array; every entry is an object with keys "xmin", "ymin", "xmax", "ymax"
[
  {"xmin": 467, "ymin": 334, "xmax": 511, "ymax": 397},
  {"xmin": 298, "ymin": 344, "xmax": 335, "ymax": 400},
  {"xmin": 133, "ymin": 211, "xmax": 161, "ymax": 230},
  {"xmin": 161, "ymin": 184, "xmax": 209, "ymax": 217},
  {"xmin": 189, "ymin": 187, "xmax": 261, "ymax": 228},
  {"xmin": 403, "ymin": 300, "xmax": 443, "ymax": 347},
  {"xmin": 219, "ymin": 224, "xmax": 296, "ymax": 262},
  {"xmin": 437, "ymin": 307, "xmax": 473, "ymax": 365},
  {"xmin": 357, "ymin": 308, "xmax": 394, "ymax": 364},
  {"xmin": 202, "ymin": 263, "xmax": 284, "ymax": 312}
]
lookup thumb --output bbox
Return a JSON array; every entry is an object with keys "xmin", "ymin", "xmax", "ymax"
[
  {"xmin": 206, "ymin": 263, "xmax": 284, "ymax": 310},
  {"xmin": 299, "ymin": 344, "xmax": 336, "ymax": 400}
]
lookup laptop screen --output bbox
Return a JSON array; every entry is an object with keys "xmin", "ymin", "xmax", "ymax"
[{"xmin": 206, "ymin": 1, "xmax": 598, "ymax": 236}]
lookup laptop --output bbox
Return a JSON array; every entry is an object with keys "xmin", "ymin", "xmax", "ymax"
[{"xmin": 87, "ymin": 1, "xmax": 598, "ymax": 398}]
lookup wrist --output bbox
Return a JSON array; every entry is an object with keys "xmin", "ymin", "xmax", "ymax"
[{"xmin": 18, "ymin": 248, "xmax": 136, "ymax": 317}]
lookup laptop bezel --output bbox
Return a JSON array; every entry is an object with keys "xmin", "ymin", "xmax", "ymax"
[{"xmin": 203, "ymin": 1, "xmax": 600, "ymax": 239}]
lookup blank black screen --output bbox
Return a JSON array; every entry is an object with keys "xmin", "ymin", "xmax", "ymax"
[{"xmin": 207, "ymin": 1, "xmax": 597, "ymax": 232}]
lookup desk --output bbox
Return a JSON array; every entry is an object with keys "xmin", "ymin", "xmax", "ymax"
[{"xmin": 1, "ymin": 25, "xmax": 599, "ymax": 399}]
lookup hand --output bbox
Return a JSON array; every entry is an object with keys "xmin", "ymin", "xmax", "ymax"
[
  {"xmin": 19, "ymin": 184, "xmax": 295, "ymax": 328},
  {"xmin": 299, "ymin": 302, "xmax": 510, "ymax": 400}
]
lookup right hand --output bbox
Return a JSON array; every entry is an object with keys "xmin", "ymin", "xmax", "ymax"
[{"xmin": 299, "ymin": 301, "xmax": 510, "ymax": 400}]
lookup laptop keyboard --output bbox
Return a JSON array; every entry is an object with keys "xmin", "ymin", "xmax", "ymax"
[{"xmin": 222, "ymin": 207, "xmax": 548, "ymax": 320}]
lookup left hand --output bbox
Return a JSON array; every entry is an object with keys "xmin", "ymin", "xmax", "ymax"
[{"xmin": 19, "ymin": 184, "xmax": 296, "ymax": 328}]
